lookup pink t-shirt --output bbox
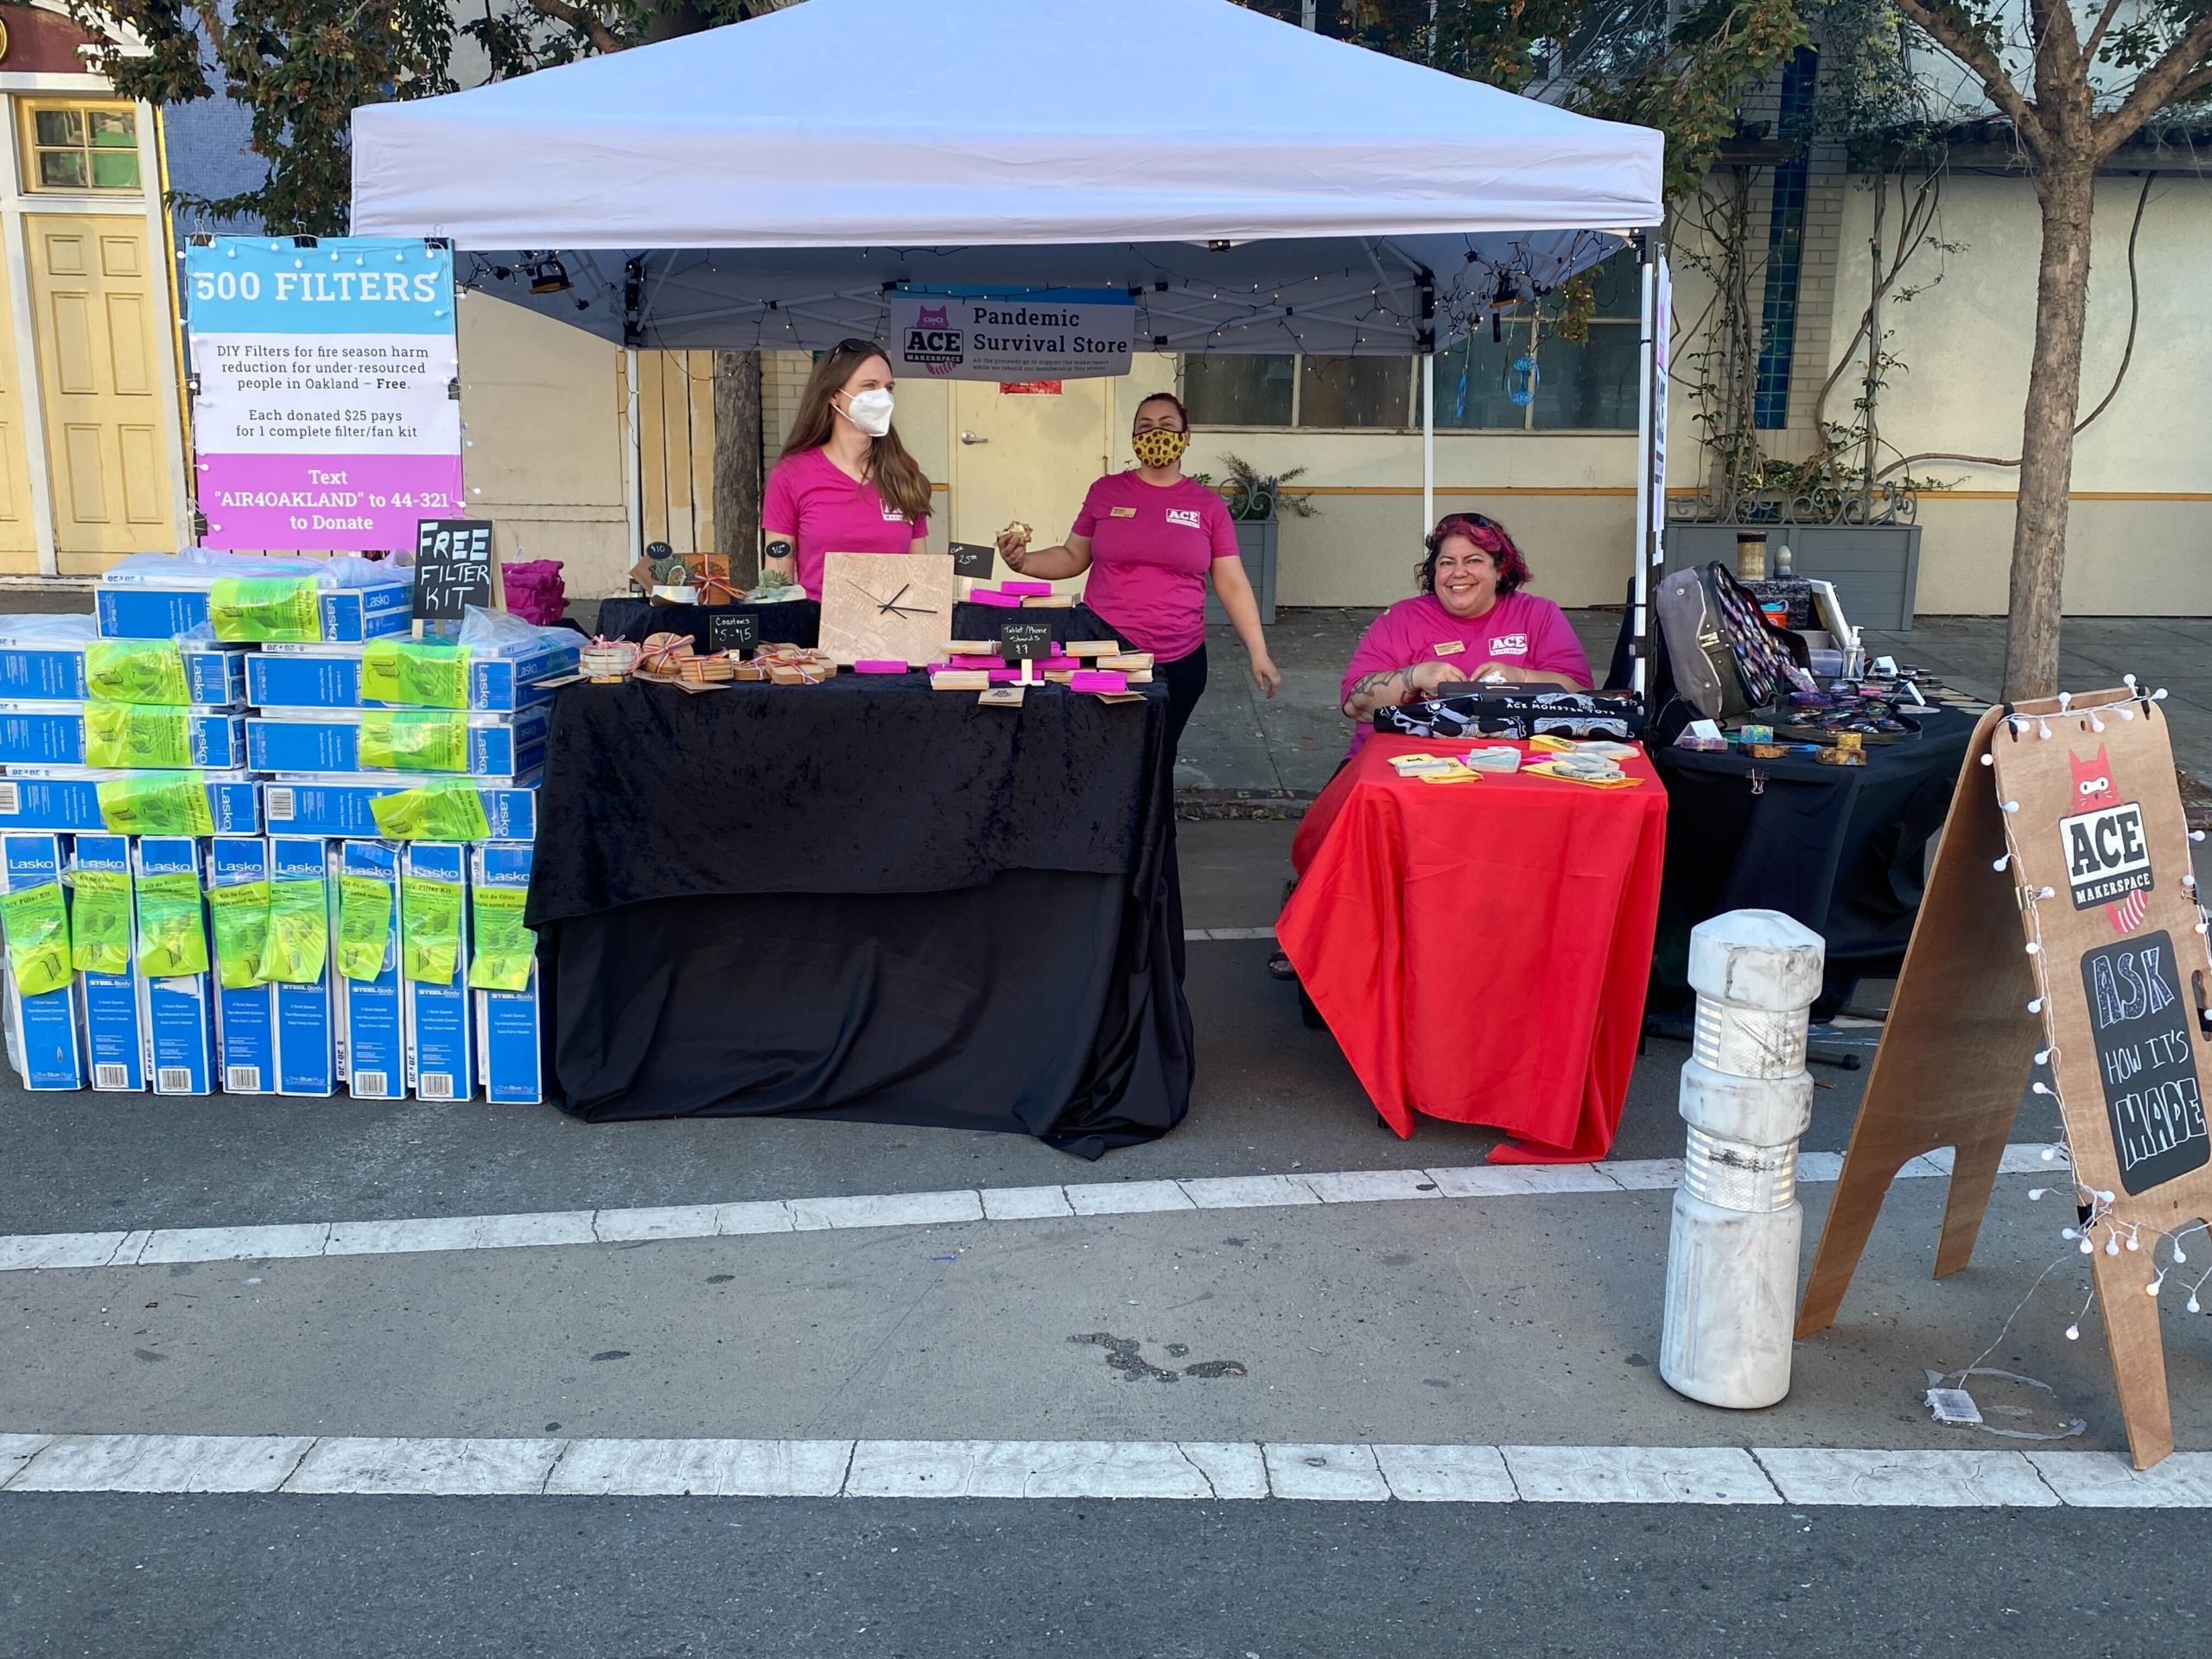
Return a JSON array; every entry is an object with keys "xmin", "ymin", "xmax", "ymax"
[
  {"xmin": 761, "ymin": 447, "xmax": 930, "ymax": 600},
  {"xmin": 1070, "ymin": 472, "xmax": 1240, "ymax": 661},
  {"xmin": 1338, "ymin": 591, "xmax": 1592, "ymax": 754}
]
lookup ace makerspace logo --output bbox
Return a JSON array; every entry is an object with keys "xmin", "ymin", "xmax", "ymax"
[{"xmin": 2058, "ymin": 745, "xmax": 2152, "ymax": 932}]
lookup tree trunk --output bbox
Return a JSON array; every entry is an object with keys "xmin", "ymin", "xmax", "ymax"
[
  {"xmin": 2002, "ymin": 159, "xmax": 2097, "ymax": 701},
  {"xmin": 712, "ymin": 349, "xmax": 764, "ymax": 584}
]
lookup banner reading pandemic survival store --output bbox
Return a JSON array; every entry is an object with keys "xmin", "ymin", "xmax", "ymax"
[{"xmin": 184, "ymin": 237, "xmax": 463, "ymax": 552}]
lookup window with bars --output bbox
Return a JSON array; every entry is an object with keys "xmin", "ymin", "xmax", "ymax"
[
  {"xmin": 1180, "ymin": 252, "xmax": 1640, "ymax": 432},
  {"xmin": 21, "ymin": 102, "xmax": 142, "ymax": 193}
]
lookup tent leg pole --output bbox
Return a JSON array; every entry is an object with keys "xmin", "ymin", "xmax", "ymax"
[
  {"xmin": 625, "ymin": 346, "xmax": 644, "ymax": 565},
  {"xmin": 1421, "ymin": 354, "xmax": 1434, "ymax": 537}
]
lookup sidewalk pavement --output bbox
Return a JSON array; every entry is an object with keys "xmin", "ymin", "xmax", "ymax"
[{"xmin": 1181, "ymin": 608, "xmax": 2212, "ymax": 812}]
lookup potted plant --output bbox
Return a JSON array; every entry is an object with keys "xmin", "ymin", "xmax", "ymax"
[{"xmin": 1201, "ymin": 454, "xmax": 1316, "ymax": 625}]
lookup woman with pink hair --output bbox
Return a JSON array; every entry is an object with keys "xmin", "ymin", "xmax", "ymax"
[{"xmin": 1334, "ymin": 512, "xmax": 1592, "ymax": 756}]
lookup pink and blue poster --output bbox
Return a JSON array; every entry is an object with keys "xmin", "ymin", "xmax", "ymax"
[{"xmin": 184, "ymin": 237, "xmax": 463, "ymax": 552}]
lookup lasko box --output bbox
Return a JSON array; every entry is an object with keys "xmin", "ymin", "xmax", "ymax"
[
  {"xmin": 0, "ymin": 772, "xmax": 261, "ymax": 835},
  {"xmin": 260, "ymin": 778, "xmax": 537, "ymax": 842},
  {"xmin": 1, "ymin": 833, "xmax": 87, "ymax": 1090},
  {"xmin": 245, "ymin": 706, "xmax": 549, "ymax": 779},
  {"xmin": 402, "ymin": 842, "xmax": 474, "ymax": 1102},
  {"xmin": 134, "ymin": 837, "xmax": 216, "ymax": 1095},
  {"xmin": 207, "ymin": 836, "xmax": 275, "ymax": 1096},
  {"xmin": 336, "ymin": 840, "xmax": 404, "ymax": 1100},
  {"xmin": 245, "ymin": 638, "xmax": 579, "ymax": 712},
  {"xmin": 269, "ymin": 837, "xmax": 337, "ymax": 1096},
  {"xmin": 0, "ymin": 638, "xmax": 244, "ymax": 704},
  {"xmin": 471, "ymin": 842, "xmax": 543, "ymax": 1106},
  {"xmin": 96, "ymin": 578, "xmax": 413, "ymax": 643},
  {"xmin": 70, "ymin": 834, "xmax": 148, "ymax": 1091},
  {"xmin": 0, "ymin": 705, "xmax": 246, "ymax": 768}
]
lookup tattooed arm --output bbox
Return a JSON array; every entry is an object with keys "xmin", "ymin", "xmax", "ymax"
[
  {"xmin": 760, "ymin": 533, "xmax": 797, "ymax": 587},
  {"xmin": 1342, "ymin": 659, "xmax": 1465, "ymax": 720}
]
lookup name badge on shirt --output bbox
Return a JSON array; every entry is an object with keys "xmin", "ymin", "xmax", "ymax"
[
  {"xmin": 1109, "ymin": 505, "xmax": 1138, "ymax": 518},
  {"xmin": 1489, "ymin": 633, "xmax": 1529, "ymax": 656},
  {"xmin": 880, "ymin": 505, "xmax": 907, "ymax": 523},
  {"xmin": 1433, "ymin": 640, "xmax": 1465, "ymax": 658}
]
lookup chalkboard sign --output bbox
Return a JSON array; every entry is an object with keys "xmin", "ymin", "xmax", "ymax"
[
  {"xmin": 707, "ymin": 609, "xmax": 759, "ymax": 654},
  {"xmin": 2079, "ymin": 929, "xmax": 2210, "ymax": 1195},
  {"xmin": 413, "ymin": 519, "xmax": 496, "ymax": 620},
  {"xmin": 1001, "ymin": 620, "xmax": 1054, "ymax": 661},
  {"xmin": 950, "ymin": 542, "xmax": 997, "ymax": 578}
]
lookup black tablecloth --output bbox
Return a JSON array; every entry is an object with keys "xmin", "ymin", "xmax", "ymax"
[
  {"xmin": 1649, "ymin": 703, "xmax": 1976, "ymax": 1012},
  {"xmin": 528, "ymin": 667, "xmax": 1191, "ymax": 1156}
]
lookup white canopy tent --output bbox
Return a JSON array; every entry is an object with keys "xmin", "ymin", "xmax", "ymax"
[{"xmin": 350, "ymin": 0, "xmax": 1667, "ymax": 671}]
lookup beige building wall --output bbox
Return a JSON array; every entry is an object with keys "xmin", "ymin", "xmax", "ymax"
[{"xmin": 1827, "ymin": 172, "xmax": 2212, "ymax": 616}]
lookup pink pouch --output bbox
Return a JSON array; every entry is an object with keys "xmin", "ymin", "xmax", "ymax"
[
  {"xmin": 946, "ymin": 654, "xmax": 1005, "ymax": 669},
  {"xmin": 1000, "ymin": 581, "xmax": 1053, "ymax": 597},
  {"xmin": 853, "ymin": 660, "xmax": 909, "ymax": 675},
  {"xmin": 969, "ymin": 590, "xmax": 1022, "ymax": 608},
  {"xmin": 1071, "ymin": 671, "xmax": 1128, "ymax": 693},
  {"xmin": 1038, "ymin": 656, "xmax": 1079, "ymax": 673}
]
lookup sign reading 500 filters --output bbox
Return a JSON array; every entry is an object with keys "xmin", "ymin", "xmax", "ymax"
[{"xmin": 185, "ymin": 237, "xmax": 462, "ymax": 552}]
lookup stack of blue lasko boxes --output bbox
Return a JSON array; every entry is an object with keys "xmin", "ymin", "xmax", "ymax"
[{"xmin": 0, "ymin": 553, "xmax": 576, "ymax": 1106}]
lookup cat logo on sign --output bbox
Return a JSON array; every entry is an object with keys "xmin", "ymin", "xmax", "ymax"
[{"xmin": 2059, "ymin": 745, "xmax": 2152, "ymax": 928}]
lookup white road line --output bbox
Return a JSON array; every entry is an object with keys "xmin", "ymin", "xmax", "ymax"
[
  {"xmin": 0, "ymin": 1434, "xmax": 2199, "ymax": 1507},
  {"xmin": 1185, "ymin": 925, "xmax": 1277, "ymax": 942},
  {"xmin": 0, "ymin": 1143, "xmax": 2069, "ymax": 1275}
]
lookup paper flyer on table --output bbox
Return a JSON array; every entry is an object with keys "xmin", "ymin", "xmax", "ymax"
[{"xmin": 184, "ymin": 236, "xmax": 462, "ymax": 551}]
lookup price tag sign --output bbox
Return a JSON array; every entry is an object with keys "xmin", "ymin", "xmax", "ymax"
[
  {"xmin": 1000, "ymin": 620, "xmax": 1054, "ymax": 662},
  {"xmin": 708, "ymin": 610, "xmax": 760, "ymax": 654},
  {"xmin": 413, "ymin": 519, "xmax": 497, "ymax": 621},
  {"xmin": 950, "ymin": 542, "xmax": 996, "ymax": 578}
]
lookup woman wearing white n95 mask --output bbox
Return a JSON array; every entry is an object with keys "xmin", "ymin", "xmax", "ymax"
[{"xmin": 760, "ymin": 339, "xmax": 933, "ymax": 600}]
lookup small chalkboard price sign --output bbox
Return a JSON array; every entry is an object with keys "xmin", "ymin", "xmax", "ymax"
[
  {"xmin": 707, "ymin": 609, "xmax": 759, "ymax": 654},
  {"xmin": 2080, "ymin": 929, "xmax": 2209, "ymax": 1195},
  {"xmin": 950, "ymin": 542, "xmax": 997, "ymax": 578},
  {"xmin": 413, "ymin": 519, "xmax": 497, "ymax": 621},
  {"xmin": 1000, "ymin": 620, "xmax": 1054, "ymax": 661}
]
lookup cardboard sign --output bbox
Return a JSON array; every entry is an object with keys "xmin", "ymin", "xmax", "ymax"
[
  {"xmin": 950, "ymin": 542, "xmax": 997, "ymax": 578},
  {"xmin": 707, "ymin": 610, "xmax": 759, "ymax": 654},
  {"xmin": 1801, "ymin": 687, "xmax": 2212, "ymax": 1471},
  {"xmin": 1000, "ymin": 620, "xmax": 1054, "ymax": 662},
  {"xmin": 413, "ymin": 519, "xmax": 496, "ymax": 620}
]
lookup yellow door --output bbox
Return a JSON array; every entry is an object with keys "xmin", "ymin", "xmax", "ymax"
[
  {"xmin": 24, "ymin": 214, "xmax": 173, "ymax": 571},
  {"xmin": 948, "ymin": 379, "xmax": 1116, "ymax": 597},
  {"xmin": 0, "ymin": 238, "xmax": 38, "ymax": 570}
]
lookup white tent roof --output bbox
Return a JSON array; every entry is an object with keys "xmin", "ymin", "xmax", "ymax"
[{"xmin": 350, "ymin": 0, "xmax": 1664, "ymax": 353}]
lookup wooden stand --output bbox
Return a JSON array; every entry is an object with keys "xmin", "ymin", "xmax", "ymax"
[{"xmin": 1798, "ymin": 688, "xmax": 2212, "ymax": 1469}]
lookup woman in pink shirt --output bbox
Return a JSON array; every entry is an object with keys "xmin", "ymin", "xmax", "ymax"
[
  {"xmin": 996, "ymin": 392, "xmax": 1281, "ymax": 753},
  {"xmin": 1336, "ymin": 512, "xmax": 1591, "ymax": 756},
  {"xmin": 761, "ymin": 339, "xmax": 932, "ymax": 600}
]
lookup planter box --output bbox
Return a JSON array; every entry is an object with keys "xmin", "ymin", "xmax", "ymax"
[
  {"xmin": 1205, "ymin": 518, "xmax": 1278, "ymax": 627},
  {"xmin": 1662, "ymin": 523, "xmax": 1922, "ymax": 631}
]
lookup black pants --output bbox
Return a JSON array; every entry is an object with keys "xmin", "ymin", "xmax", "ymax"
[{"xmin": 1159, "ymin": 643, "xmax": 1209, "ymax": 757}]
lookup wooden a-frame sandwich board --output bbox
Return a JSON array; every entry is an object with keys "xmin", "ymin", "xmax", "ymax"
[{"xmin": 1797, "ymin": 686, "xmax": 2212, "ymax": 1471}]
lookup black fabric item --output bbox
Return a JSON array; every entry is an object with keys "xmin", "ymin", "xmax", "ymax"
[
  {"xmin": 541, "ymin": 866, "xmax": 1191, "ymax": 1157},
  {"xmin": 528, "ymin": 664, "xmax": 1192, "ymax": 1154},
  {"xmin": 601, "ymin": 595, "xmax": 821, "ymax": 652},
  {"xmin": 1373, "ymin": 688, "xmax": 1645, "ymax": 741},
  {"xmin": 1649, "ymin": 703, "xmax": 1975, "ymax": 1012},
  {"xmin": 1158, "ymin": 641, "xmax": 1209, "ymax": 755}
]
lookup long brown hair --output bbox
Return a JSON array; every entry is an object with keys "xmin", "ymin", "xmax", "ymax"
[{"xmin": 779, "ymin": 339, "xmax": 934, "ymax": 526}]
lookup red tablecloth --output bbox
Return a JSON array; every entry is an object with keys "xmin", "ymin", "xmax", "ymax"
[{"xmin": 1278, "ymin": 734, "xmax": 1668, "ymax": 1163}]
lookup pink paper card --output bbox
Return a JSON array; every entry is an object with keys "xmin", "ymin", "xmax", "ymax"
[
  {"xmin": 853, "ymin": 660, "xmax": 910, "ymax": 675},
  {"xmin": 1071, "ymin": 671, "xmax": 1128, "ymax": 693},
  {"xmin": 969, "ymin": 589, "xmax": 1022, "ymax": 608},
  {"xmin": 1001, "ymin": 581, "xmax": 1054, "ymax": 597}
]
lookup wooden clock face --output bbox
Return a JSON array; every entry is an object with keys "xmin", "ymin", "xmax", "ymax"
[{"xmin": 817, "ymin": 551, "xmax": 957, "ymax": 666}]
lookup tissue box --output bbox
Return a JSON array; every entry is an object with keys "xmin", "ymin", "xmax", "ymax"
[
  {"xmin": 0, "ymin": 704, "xmax": 246, "ymax": 769},
  {"xmin": 0, "ymin": 641, "xmax": 244, "ymax": 705},
  {"xmin": 260, "ymin": 776, "xmax": 537, "ymax": 841},
  {"xmin": 245, "ymin": 637, "xmax": 579, "ymax": 712},
  {"xmin": 97, "ymin": 580, "xmax": 413, "ymax": 644},
  {"xmin": 246, "ymin": 707, "xmax": 547, "ymax": 778}
]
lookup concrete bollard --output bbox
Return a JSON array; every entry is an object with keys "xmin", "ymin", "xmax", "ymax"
[{"xmin": 1660, "ymin": 908, "xmax": 1826, "ymax": 1409}]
